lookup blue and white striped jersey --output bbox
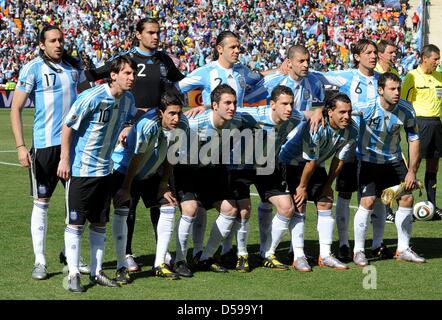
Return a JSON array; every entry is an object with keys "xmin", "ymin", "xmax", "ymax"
[
  {"xmin": 65, "ymin": 84, "xmax": 137, "ymax": 177},
  {"xmin": 16, "ymin": 56, "xmax": 85, "ymax": 148},
  {"xmin": 177, "ymin": 61, "xmax": 262, "ymax": 106},
  {"xmin": 174, "ymin": 109, "xmax": 242, "ymax": 167},
  {"xmin": 354, "ymin": 97, "xmax": 419, "ymax": 164},
  {"xmin": 112, "ymin": 109, "xmax": 189, "ymax": 180},
  {"xmin": 279, "ymin": 119, "xmax": 359, "ymax": 167},
  {"xmin": 313, "ymin": 69, "xmax": 380, "ymax": 105},
  {"xmin": 228, "ymin": 106, "xmax": 305, "ymax": 169},
  {"xmin": 245, "ymin": 72, "xmax": 325, "ymax": 111}
]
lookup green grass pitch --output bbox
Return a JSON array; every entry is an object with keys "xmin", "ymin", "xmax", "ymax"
[{"xmin": 0, "ymin": 109, "xmax": 441, "ymax": 300}]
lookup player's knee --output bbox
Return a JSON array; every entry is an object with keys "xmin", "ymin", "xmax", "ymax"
[
  {"xmin": 360, "ymin": 196, "xmax": 376, "ymax": 210},
  {"xmin": 220, "ymin": 203, "xmax": 238, "ymax": 217},
  {"xmin": 180, "ymin": 201, "xmax": 199, "ymax": 217},
  {"xmin": 275, "ymin": 201, "xmax": 294, "ymax": 217},
  {"xmin": 317, "ymin": 201, "xmax": 332, "ymax": 211},
  {"xmin": 400, "ymin": 194, "xmax": 414, "ymax": 208}
]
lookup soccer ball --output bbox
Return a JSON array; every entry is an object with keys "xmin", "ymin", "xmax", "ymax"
[{"xmin": 413, "ymin": 201, "xmax": 435, "ymax": 221}]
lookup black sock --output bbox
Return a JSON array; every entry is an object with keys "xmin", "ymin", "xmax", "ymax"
[{"xmin": 425, "ymin": 171, "xmax": 437, "ymax": 206}]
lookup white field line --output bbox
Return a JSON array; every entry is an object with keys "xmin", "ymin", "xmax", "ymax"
[{"xmin": 249, "ymin": 192, "xmax": 359, "ymax": 210}]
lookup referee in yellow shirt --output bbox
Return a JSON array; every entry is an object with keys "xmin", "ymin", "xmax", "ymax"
[
  {"xmin": 401, "ymin": 44, "xmax": 442, "ymax": 220},
  {"xmin": 375, "ymin": 40, "xmax": 400, "ymax": 76}
]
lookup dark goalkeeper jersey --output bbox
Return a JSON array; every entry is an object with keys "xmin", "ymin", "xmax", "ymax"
[{"xmin": 85, "ymin": 47, "xmax": 185, "ymax": 109}]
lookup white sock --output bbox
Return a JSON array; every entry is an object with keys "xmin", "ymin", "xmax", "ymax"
[
  {"xmin": 89, "ymin": 226, "xmax": 106, "ymax": 277},
  {"xmin": 335, "ymin": 196, "xmax": 350, "ymax": 247},
  {"xmin": 192, "ymin": 207, "xmax": 207, "ymax": 256},
  {"xmin": 317, "ymin": 210, "xmax": 334, "ymax": 258},
  {"xmin": 353, "ymin": 206, "xmax": 372, "ymax": 252},
  {"xmin": 258, "ymin": 202, "xmax": 273, "ymax": 256},
  {"xmin": 154, "ymin": 206, "xmax": 176, "ymax": 267},
  {"xmin": 175, "ymin": 215, "xmax": 194, "ymax": 263},
  {"xmin": 395, "ymin": 207, "xmax": 413, "ymax": 252},
  {"xmin": 221, "ymin": 219, "xmax": 239, "ymax": 255},
  {"xmin": 237, "ymin": 218, "xmax": 249, "ymax": 257},
  {"xmin": 371, "ymin": 198, "xmax": 386, "ymax": 249},
  {"xmin": 112, "ymin": 207, "xmax": 129, "ymax": 270},
  {"xmin": 264, "ymin": 213, "xmax": 290, "ymax": 258},
  {"xmin": 201, "ymin": 213, "xmax": 236, "ymax": 260},
  {"xmin": 31, "ymin": 200, "xmax": 49, "ymax": 266},
  {"xmin": 64, "ymin": 225, "xmax": 83, "ymax": 276},
  {"xmin": 289, "ymin": 213, "xmax": 305, "ymax": 258}
]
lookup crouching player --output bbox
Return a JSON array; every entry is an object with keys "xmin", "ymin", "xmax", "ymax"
[
  {"xmin": 112, "ymin": 89, "xmax": 188, "ymax": 281},
  {"xmin": 279, "ymin": 93, "xmax": 358, "ymax": 271}
]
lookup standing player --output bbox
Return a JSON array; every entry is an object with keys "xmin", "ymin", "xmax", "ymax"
[
  {"xmin": 86, "ymin": 17, "xmax": 185, "ymax": 271},
  {"xmin": 10, "ymin": 25, "xmax": 89, "ymax": 280},
  {"xmin": 234, "ymin": 45, "xmax": 324, "ymax": 263},
  {"xmin": 401, "ymin": 44, "xmax": 442, "ymax": 220},
  {"xmin": 112, "ymin": 89, "xmax": 187, "ymax": 281},
  {"xmin": 314, "ymin": 39, "xmax": 390, "ymax": 261},
  {"xmin": 279, "ymin": 93, "xmax": 358, "ymax": 271},
  {"xmin": 177, "ymin": 31, "xmax": 264, "ymax": 108},
  {"xmin": 57, "ymin": 56, "xmax": 138, "ymax": 292},
  {"xmin": 351, "ymin": 72, "xmax": 425, "ymax": 265},
  {"xmin": 175, "ymin": 31, "xmax": 264, "ymax": 265}
]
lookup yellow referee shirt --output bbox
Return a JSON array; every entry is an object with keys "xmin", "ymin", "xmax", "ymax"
[
  {"xmin": 401, "ymin": 66, "xmax": 442, "ymax": 117},
  {"xmin": 374, "ymin": 63, "xmax": 400, "ymax": 76}
]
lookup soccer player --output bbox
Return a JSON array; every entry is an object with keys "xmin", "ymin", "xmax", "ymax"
[
  {"xmin": 86, "ymin": 17, "xmax": 185, "ymax": 271},
  {"xmin": 10, "ymin": 25, "xmax": 88, "ymax": 280},
  {"xmin": 224, "ymin": 85, "xmax": 311, "ymax": 272},
  {"xmin": 177, "ymin": 31, "xmax": 264, "ymax": 108},
  {"xmin": 314, "ymin": 39, "xmax": 389, "ymax": 261},
  {"xmin": 375, "ymin": 40, "xmax": 400, "ymax": 76},
  {"xmin": 236, "ymin": 44, "xmax": 325, "ymax": 263},
  {"xmin": 279, "ymin": 93, "xmax": 358, "ymax": 271},
  {"xmin": 175, "ymin": 31, "xmax": 265, "ymax": 266},
  {"xmin": 112, "ymin": 88, "xmax": 188, "ymax": 281},
  {"xmin": 57, "ymin": 56, "xmax": 138, "ymax": 292},
  {"xmin": 352, "ymin": 72, "xmax": 425, "ymax": 266},
  {"xmin": 401, "ymin": 44, "xmax": 442, "ymax": 220},
  {"xmin": 171, "ymin": 84, "xmax": 241, "ymax": 277}
]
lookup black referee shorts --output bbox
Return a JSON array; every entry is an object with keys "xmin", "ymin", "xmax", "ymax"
[{"xmin": 416, "ymin": 117, "xmax": 442, "ymax": 158}]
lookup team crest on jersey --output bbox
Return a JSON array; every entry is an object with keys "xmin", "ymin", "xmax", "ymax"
[
  {"xmin": 303, "ymin": 89, "xmax": 311, "ymax": 100},
  {"xmin": 71, "ymin": 71, "xmax": 79, "ymax": 82},
  {"xmin": 70, "ymin": 210, "xmax": 78, "ymax": 221}
]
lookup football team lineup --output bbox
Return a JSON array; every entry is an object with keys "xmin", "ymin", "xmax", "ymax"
[{"xmin": 1, "ymin": 0, "xmax": 442, "ymax": 303}]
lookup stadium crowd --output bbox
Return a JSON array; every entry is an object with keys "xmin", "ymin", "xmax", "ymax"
[{"xmin": 0, "ymin": 0, "xmax": 422, "ymax": 86}]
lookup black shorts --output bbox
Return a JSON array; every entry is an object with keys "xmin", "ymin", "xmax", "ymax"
[
  {"xmin": 358, "ymin": 161, "xmax": 409, "ymax": 198},
  {"xmin": 174, "ymin": 165, "xmax": 232, "ymax": 210},
  {"xmin": 335, "ymin": 161, "xmax": 358, "ymax": 193},
  {"xmin": 29, "ymin": 146, "xmax": 65, "ymax": 198},
  {"xmin": 284, "ymin": 164, "xmax": 328, "ymax": 203},
  {"xmin": 416, "ymin": 117, "xmax": 442, "ymax": 158},
  {"xmin": 111, "ymin": 170, "xmax": 168, "ymax": 209},
  {"xmin": 66, "ymin": 175, "xmax": 112, "ymax": 225},
  {"xmin": 228, "ymin": 167, "xmax": 290, "ymax": 202}
]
